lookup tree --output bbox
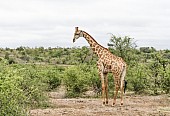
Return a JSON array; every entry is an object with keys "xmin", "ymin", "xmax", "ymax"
[
  {"xmin": 16, "ymin": 46, "xmax": 25, "ymax": 51},
  {"xmin": 140, "ymin": 47, "xmax": 156, "ymax": 53},
  {"xmin": 148, "ymin": 52, "xmax": 169, "ymax": 94},
  {"xmin": 107, "ymin": 34, "xmax": 137, "ymax": 65},
  {"xmin": 4, "ymin": 52, "xmax": 9, "ymax": 60},
  {"xmin": 75, "ymin": 46, "xmax": 90, "ymax": 64}
]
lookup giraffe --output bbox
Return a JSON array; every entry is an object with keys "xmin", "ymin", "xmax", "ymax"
[{"xmin": 73, "ymin": 27, "xmax": 127, "ymax": 106}]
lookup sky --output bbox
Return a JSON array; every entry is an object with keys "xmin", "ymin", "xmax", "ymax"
[{"xmin": 0, "ymin": 0, "xmax": 170, "ymax": 50}]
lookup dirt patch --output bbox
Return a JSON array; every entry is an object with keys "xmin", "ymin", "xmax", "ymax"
[{"xmin": 30, "ymin": 93, "xmax": 170, "ymax": 116}]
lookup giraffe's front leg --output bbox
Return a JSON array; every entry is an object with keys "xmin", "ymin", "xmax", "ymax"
[
  {"xmin": 104, "ymin": 73, "xmax": 108, "ymax": 105},
  {"xmin": 112, "ymin": 78, "xmax": 120, "ymax": 106},
  {"xmin": 101, "ymin": 74, "xmax": 106, "ymax": 105},
  {"xmin": 97, "ymin": 60, "xmax": 108, "ymax": 105},
  {"xmin": 112, "ymin": 89, "xmax": 118, "ymax": 106}
]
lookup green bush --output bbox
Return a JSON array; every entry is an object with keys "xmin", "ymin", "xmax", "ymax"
[
  {"xmin": 45, "ymin": 69, "xmax": 62, "ymax": 90},
  {"xmin": 18, "ymin": 68, "xmax": 48, "ymax": 108},
  {"xmin": 63, "ymin": 64, "xmax": 98, "ymax": 97},
  {"xmin": 63, "ymin": 66, "xmax": 87, "ymax": 97},
  {"xmin": 0, "ymin": 63, "xmax": 49, "ymax": 115},
  {"xmin": 162, "ymin": 70, "xmax": 170, "ymax": 94},
  {"xmin": 0, "ymin": 75, "xmax": 27, "ymax": 116},
  {"xmin": 127, "ymin": 64, "xmax": 150, "ymax": 94}
]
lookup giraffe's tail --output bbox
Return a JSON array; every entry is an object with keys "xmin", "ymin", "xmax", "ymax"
[
  {"xmin": 120, "ymin": 65, "xmax": 126, "ymax": 93},
  {"xmin": 124, "ymin": 80, "xmax": 127, "ymax": 93}
]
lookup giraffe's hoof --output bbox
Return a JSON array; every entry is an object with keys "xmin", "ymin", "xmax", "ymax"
[
  {"xmin": 104, "ymin": 101, "xmax": 109, "ymax": 106},
  {"xmin": 120, "ymin": 102, "xmax": 123, "ymax": 106},
  {"xmin": 103, "ymin": 101, "xmax": 105, "ymax": 105},
  {"xmin": 112, "ymin": 102, "xmax": 115, "ymax": 107}
]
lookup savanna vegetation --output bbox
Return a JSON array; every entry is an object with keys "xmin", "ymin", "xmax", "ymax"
[{"xmin": 0, "ymin": 35, "xmax": 170, "ymax": 115}]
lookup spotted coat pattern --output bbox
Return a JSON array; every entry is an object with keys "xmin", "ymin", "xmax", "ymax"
[{"xmin": 73, "ymin": 27, "xmax": 127, "ymax": 106}]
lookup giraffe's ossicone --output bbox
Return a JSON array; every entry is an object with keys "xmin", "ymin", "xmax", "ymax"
[{"xmin": 73, "ymin": 27, "xmax": 127, "ymax": 106}]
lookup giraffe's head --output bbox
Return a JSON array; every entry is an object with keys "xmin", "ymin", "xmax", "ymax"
[{"xmin": 73, "ymin": 27, "xmax": 83, "ymax": 43}]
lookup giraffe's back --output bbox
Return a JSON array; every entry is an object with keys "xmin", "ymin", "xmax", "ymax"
[{"xmin": 101, "ymin": 50, "xmax": 126, "ymax": 75}]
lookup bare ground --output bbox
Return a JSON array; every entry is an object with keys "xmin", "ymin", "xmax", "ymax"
[{"xmin": 30, "ymin": 91, "xmax": 170, "ymax": 116}]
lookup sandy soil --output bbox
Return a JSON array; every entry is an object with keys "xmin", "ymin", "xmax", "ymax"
[{"xmin": 30, "ymin": 92, "xmax": 170, "ymax": 116}]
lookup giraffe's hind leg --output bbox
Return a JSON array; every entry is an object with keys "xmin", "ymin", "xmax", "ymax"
[
  {"xmin": 120, "ymin": 67, "xmax": 126, "ymax": 105},
  {"xmin": 120, "ymin": 84, "xmax": 124, "ymax": 105}
]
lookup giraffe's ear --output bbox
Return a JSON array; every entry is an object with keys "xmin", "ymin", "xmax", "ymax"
[{"xmin": 75, "ymin": 27, "xmax": 78, "ymax": 31}]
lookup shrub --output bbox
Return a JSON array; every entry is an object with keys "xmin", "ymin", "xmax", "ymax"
[
  {"xmin": 127, "ymin": 64, "xmax": 150, "ymax": 94},
  {"xmin": 0, "ymin": 75, "xmax": 27, "ymax": 116},
  {"xmin": 63, "ymin": 64, "xmax": 97, "ymax": 97},
  {"xmin": 63, "ymin": 66, "xmax": 87, "ymax": 97},
  {"xmin": 162, "ymin": 70, "xmax": 170, "ymax": 94},
  {"xmin": 46, "ymin": 69, "xmax": 62, "ymax": 90},
  {"xmin": 0, "ymin": 63, "xmax": 49, "ymax": 115}
]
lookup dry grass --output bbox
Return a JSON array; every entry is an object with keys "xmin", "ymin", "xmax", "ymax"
[{"xmin": 30, "ymin": 93, "xmax": 170, "ymax": 116}]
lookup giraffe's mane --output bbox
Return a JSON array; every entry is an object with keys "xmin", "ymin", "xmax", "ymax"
[
  {"xmin": 83, "ymin": 31, "xmax": 108, "ymax": 51},
  {"xmin": 82, "ymin": 30, "xmax": 118, "ymax": 58}
]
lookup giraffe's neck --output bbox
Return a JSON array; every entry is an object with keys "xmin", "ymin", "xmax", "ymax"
[{"xmin": 82, "ymin": 31, "xmax": 106, "ymax": 58}]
